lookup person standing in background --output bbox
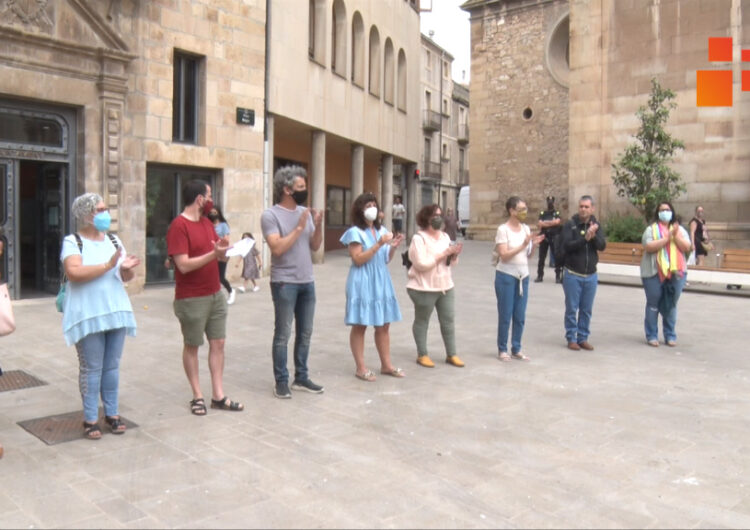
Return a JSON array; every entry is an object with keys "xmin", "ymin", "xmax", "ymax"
[
  {"xmin": 208, "ymin": 206, "xmax": 235, "ymax": 305},
  {"xmin": 443, "ymin": 207, "xmax": 459, "ymax": 242},
  {"xmin": 535, "ymin": 196, "xmax": 563, "ymax": 284},
  {"xmin": 689, "ymin": 206, "xmax": 713, "ymax": 266},
  {"xmin": 392, "ymin": 196, "xmax": 406, "ymax": 234}
]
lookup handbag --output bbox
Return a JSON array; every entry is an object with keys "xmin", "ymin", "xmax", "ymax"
[{"xmin": 0, "ymin": 283, "xmax": 15, "ymax": 336}]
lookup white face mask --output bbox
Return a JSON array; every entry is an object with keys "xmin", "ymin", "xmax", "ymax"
[{"xmin": 364, "ymin": 206, "xmax": 378, "ymax": 222}]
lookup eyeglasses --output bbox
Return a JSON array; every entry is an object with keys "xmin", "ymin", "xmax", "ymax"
[{"xmin": 95, "ymin": 207, "xmax": 109, "ymax": 213}]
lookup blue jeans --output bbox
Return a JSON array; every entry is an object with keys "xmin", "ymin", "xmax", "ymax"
[
  {"xmin": 642, "ymin": 273, "xmax": 687, "ymax": 342},
  {"xmin": 495, "ymin": 271, "xmax": 529, "ymax": 354},
  {"xmin": 75, "ymin": 327, "xmax": 127, "ymax": 423},
  {"xmin": 270, "ymin": 282, "xmax": 316, "ymax": 384},
  {"xmin": 562, "ymin": 270, "xmax": 598, "ymax": 344}
]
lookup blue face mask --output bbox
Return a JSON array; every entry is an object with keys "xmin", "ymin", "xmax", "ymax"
[
  {"xmin": 93, "ymin": 210, "xmax": 111, "ymax": 232},
  {"xmin": 658, "ymin": 210, "xmax": 672, "ymax": 223}
]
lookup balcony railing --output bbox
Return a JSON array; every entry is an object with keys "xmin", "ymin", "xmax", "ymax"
[
  {"xmin": 422, "ymin": 160, "xmax": 441, "ymax": 181},
  {"xmin": 422, "ymin": 110, "xmax": 441, "ymax": 131},
  {"xmin": 458, "ymin": 169, "xmax": 470, "ymax": 185},
  {"xmin": 458, "ymin": 124, "xmax": 469, "ymax": 144}
]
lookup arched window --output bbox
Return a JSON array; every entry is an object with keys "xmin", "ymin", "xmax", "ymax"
[
  {"xmin": 397, "ymin": 48, "xmax": 407, "ymax": 112},
  {"xmin": 351, "ymin": 11, "xmax": 365, "ymax": 87},
  {"xmin": 383, "ymin": 38, "xmax": 395, "ymax": 105},
  {"xmin": 308, "ymin": 0, "xmax": 326, "ymax": 65},
  {"xmin": 368, "ymin": 26, "xmax": 380, "ymax": 97},
  {"xmin": 331, "ymin": 0, "xmax": 347, "ymax": 76}
]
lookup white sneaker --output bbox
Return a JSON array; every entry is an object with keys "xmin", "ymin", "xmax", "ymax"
[
  {"xmin": 237, "ymin": 286, "xmax": 246, "ymax": 293},
  {"xmin": 227, "ymin": 290, "xmax": 236, "ymax": 305},
  {"xmin": 252, "ymin": 286, "xmax": 260, "ymax": 292}
]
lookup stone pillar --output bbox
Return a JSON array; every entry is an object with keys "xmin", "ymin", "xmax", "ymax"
[
  {"xmin": 351, "ymin": 144, "xmax": 364, "ymax": 199},
  {"xmin": 262, "ymin": 114, "xmax": 275, "ymax": 276},
  {"xmin": 405, "ymin": 163, "xmax": 418, "ymax": 240},
  {"xmin": 311, "ymin": 130, "xmax": 326, "ymax": 264},
  {"xmin": 381, "ymin": 154, "xmax": 394, "ymax": 231}
]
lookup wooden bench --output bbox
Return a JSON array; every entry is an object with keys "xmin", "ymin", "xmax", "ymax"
[
  {"xmin": 598, "ymin": 242, "xmax": 644, "ymax": 265},
  {"xmin": 690, "ymin": 248, "xmax": 750, "ymax": 289}
]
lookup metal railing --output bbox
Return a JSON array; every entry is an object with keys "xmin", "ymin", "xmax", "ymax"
[
  {"xmin": 422, "ymin": 110, "xmax": 441, "ymax": 131},
  {"xmin": 458, "ymin": 124, "xmax": 469, "ymax": 144},
  {"xmin": 422, "ymin": 160, "xmax": 441, "ymax": 181}
]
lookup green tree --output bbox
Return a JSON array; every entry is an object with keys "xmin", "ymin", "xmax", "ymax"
[{"xmin": 611, "ymin": 78, "xmax": 686, "ymax": 222}]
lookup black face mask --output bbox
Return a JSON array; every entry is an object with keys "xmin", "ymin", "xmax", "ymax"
[
  {"xmin": 291, "ymin": 189, "xmax": 308, "ymax": 205},
  {"xmin": 207, "ymin": 214, "xmax": 219, "ymax": 222}
]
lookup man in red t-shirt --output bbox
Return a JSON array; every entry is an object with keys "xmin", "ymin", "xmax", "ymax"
[{"xmin": 166, "ymin": 180, "xmax": 243, "ymax": 416}]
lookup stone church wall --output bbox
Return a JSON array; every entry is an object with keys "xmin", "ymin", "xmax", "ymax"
[{"xmin": 465, "ymin": 0, "xmax": 570, "ymax": 240}]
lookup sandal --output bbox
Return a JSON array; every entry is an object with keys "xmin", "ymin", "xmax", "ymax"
[
  {"xmin": 105, "ymin": 416, "xmax": 126, "ymax": 434},
  {"xmin": 511, "ymin": 352, "xmax": 530, "ymax": 361},
  {"xmin": 83, "ymin": 421, "xmax": 102, "ymax": 440},
  {"xmin": 498, "ymin": 352, "xmax": 511, "ymax": 362},
  {"xmin": 190, "ymin": 397, "xmax": 207, "ymax": 416},
  {"xmin": 355, "ymin": 370, "xmax": 377, "ymax": 382},
  {"xmin": 381, "ymin": 367, "xmax": 405, "ymax": 378},
  {"xmin": 210, "ymin": 396, "xmax": 244, "ymax": 411}
]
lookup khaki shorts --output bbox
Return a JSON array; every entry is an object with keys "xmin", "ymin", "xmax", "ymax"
[{"xmin": 173, "ymin": 292, "xmax": 227, "ymax": 346}]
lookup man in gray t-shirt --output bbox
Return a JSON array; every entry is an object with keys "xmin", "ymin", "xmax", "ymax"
[{"xmin": 261, "ymin": 165, "xmax": 324, "ymax": 399}]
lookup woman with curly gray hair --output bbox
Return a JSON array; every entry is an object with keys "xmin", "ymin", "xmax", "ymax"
[{"xmin": 61, "ymin": 192, "xmax": 141, "ymax": 440}]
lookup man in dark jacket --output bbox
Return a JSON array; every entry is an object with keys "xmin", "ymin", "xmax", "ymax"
[{"xmin": 560, "ymin": 195, "xmax": 606, "ymax": 351}]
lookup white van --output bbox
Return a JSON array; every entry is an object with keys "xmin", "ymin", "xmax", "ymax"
[{"xmin": 457, "ymin": 186, "xmax": 470, "ymax": 237}]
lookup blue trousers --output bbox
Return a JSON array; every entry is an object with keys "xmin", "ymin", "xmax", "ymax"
[
  {"xmin": 270, "ymin": 282, "xmax": 316, "ymax": 384},
  {"xmin": 75, "ymin": 327, "xmax": 127, "ymax": 423},
  {"xmin": 642, "ymin": 273, "xmax": 687, "ymax": 342},
  {"xmin": 562, "ymin": 270, "xmax": 598, "ymax": 344},
  {"xmin": 495, "ymin": 271, "xmax": 529, "ymax": 354}
]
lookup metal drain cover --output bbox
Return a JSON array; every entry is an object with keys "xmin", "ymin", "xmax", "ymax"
[
  {"xmin": 17, "ymin": 410, "xmax": 138, "ymax": 445},
  {"xmin": 0, "ymin": 370, "xmax": 48, "ymax": 392}
]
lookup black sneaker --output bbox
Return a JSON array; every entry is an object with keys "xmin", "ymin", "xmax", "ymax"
[
  {"xmin": 274, "ymin": 382, "xmax": 292, "ymax": 399},
  {"xmin": 291, "ymin": 379, "xmax": 324, "ymax": 394},
  {"xmin": 534, "ymin": 276, "xmax": 543, "ymax": 283}
]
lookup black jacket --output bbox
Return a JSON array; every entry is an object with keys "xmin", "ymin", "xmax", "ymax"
[{"xmin": 560, "ymin": 214, "xmax": 606, "ymax": 275}]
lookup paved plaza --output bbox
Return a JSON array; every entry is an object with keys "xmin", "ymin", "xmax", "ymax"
[{"xmin": 0, "ymin": 239, "xmax": 748, "ymax": 528}]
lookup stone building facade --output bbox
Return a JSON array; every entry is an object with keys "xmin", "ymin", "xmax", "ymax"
[
  {"xmin": 569, "ymin": 0, "xmax": 750, "ymax": 253},
  {"xmin": 419, "ymin": 33, "xmax": 470, "ymax": 213},
  {"xmin": 0, "ymin": 0, "xmax": 266, "ymax": 298},
  {"xmin": 465, "ymin": 0, "xmax": 750, "ymax": 250},
  {"xmin": 268, "ymin": 0, "xmax": 421, "ymax": 254},
  {"xmin": 461, "ymin": 0, "xmax": 569, "ymax": 239}
]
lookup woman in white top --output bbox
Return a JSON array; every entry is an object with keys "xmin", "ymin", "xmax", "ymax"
[{"xmin": 494, "ymin": 197, "xmax": 544, "ymax": 361}]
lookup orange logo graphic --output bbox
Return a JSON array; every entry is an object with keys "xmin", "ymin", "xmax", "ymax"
[{"xmin": 696, "ymin": 37, "xmax": 750, "ymax": 107}]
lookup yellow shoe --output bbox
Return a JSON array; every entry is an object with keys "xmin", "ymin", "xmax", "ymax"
[
  {"xmin": 445, "ymin": 355, "xmax": 465, "ymax": 367},
  {"xmin": 416, "ymin": 355, "xmax": 435, "ymax": 368}
]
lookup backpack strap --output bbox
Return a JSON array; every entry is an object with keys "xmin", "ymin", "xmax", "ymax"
[
  {"xmin": 61, "ymin": 233, "xmax": 84, "ymax": 283},
  {"xmin": 107, "ymin": 233, "xmax": 120, "ymax": 251}
]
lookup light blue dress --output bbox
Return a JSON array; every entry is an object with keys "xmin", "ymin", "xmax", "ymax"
[
  {"xmin": 60, "ymin": 234, "xmax": 137, "ymax": 346},
  {"xmin": 340, "ymin": 226, "xmax": 402, "ymax": 326}
]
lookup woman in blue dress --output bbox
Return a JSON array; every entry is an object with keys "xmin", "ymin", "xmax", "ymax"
[{"xmin": 340, "ymin": 193, "xmax": 405, "ymax": 381}]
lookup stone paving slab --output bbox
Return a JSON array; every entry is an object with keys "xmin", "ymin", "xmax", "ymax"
[{"xmin": 0, "ymin": 239, "xmax": 748, "ymax": 528}]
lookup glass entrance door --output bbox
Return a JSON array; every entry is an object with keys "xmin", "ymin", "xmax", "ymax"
[
  {"xmin": 18, "ymin": 160, "xmax": 66, "ymax": 297},
  {"xmin": 146, "ymin": 165, "xmax": 216, "ymax": 284},
  {"xmin": 0, "ymin": 160, "xmax": 14, "ymax": 293}
]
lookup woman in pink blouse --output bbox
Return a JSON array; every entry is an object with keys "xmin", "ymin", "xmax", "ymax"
[{"xmin": 406, "ymin": 204, "xmax": 465, "ymax": 368}]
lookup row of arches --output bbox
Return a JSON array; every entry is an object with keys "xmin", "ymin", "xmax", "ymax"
[{"xmin": 310, "ymin": 0, "xmax": 408, "ymax": 111}]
